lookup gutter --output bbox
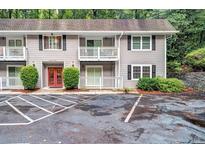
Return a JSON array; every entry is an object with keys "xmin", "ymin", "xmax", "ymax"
[{"xmin": 118, "ymin": 32, "xmax": 124, "ymax": 79}]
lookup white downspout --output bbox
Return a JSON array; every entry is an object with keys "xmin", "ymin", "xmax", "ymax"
[
  {"xmin": 118, "ymin": 32, "xmax": 123, "ymax": 88},
  {"xmin": 165, "ymin": 35, "xmax": 172, "ymax": 78}
]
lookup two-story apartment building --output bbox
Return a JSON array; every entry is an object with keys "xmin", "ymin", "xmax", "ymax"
[{"xmin": 0, "ymin": 19, "xmax": 177, "ymax": 90}]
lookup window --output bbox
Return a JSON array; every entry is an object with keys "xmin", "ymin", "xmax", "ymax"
[
  {"xmin": 44, "ymin": 36, "xmax": 62, "ymax": 50},
  {"xmin": 8, "ymin": 66, "xmax": 22, "ymax": 77},
  {"xmin": 103, "ymin": 37, "xmax": 115, "ymax": 47},
  {"xmin": 132, "ymin": 65, "xmax": 152, "ymax": 80},
  {"xmin": 132, "ymin": 36, "xmax": 151, "ymax": 50},
  {"xmin": 8, "ymin": 39, "xmax": 22, "ymax": 47}
]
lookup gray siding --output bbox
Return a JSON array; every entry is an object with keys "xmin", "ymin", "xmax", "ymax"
[
  {"xmin": 120, "ymin": 35, "xmax": 166, "ymax": 88},
  {"xmin": 26, "ymin": 35, "xmax": 79, "ymax": 88}
]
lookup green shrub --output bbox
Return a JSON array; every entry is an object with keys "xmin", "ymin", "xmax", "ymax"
[
  {"xmin": 137, "ymin": 77, "xmax": 185, "ymax": 93},
  {"xmin": 167, "ymin": 61, "xmax": 182, "ymax": 73},
  {"xmin": 20, "ymin": 65, "xmax": 39, "ymax": 90},
  {"xmin": 185, "ymin": 48, "xmax": 205, "ymax": 71},
  {"xmin": 63, "ymin": 67, "xmax": 80, "ymax": 89},
  {"xmin": 158, "ymin": 78, "xmax": 185, "ymax": 93},
  {"xmin": 137, "ymin": 77, "xmax": 160, "ymax": 91}
]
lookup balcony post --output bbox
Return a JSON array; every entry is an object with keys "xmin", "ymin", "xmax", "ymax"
[
  {"xmin": 3, "ymin": 47, "xmax": 6, "ymax": 60},
  {"xmin": 23, "ymin": 47, "xmax": 26, "ymax": 60},
  {"xmin": 98, "ymin": 47, "xmax": 100, "ymax": 60}
]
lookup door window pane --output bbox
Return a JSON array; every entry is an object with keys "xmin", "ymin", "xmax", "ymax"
[
  {"xmin": 9, "ymin": 40, "xmax": 15, "ymax": 47},
  {"xmin": 16, "ymin": 40, "xmax": 22, "ymax": 47},
  {"xmin": 8, "ymin": 66, "xmax": 21, "ymax": 77}
]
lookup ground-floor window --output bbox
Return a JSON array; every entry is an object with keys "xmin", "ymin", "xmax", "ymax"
[
  {"xmin": 7, "ymin": 66, "xmax": 22, "ymax": 77},
  {"xmin": 131, "ymin": 64, "xmax": 152, "ymax": 80}
]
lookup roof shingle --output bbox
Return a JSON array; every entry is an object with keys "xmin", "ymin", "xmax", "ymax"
[{"xmin": 0, "ymin": 19, "xmax": 176, "ymax": 31}]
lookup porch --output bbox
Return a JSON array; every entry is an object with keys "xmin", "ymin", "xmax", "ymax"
[
  {"xmin": 0, "ymin": 36, "xmax": 27, "ymax": 61},
  {"xmin": 78, "ymin": 35, "xmax": 119, "ymax": 61},
  {"xmin": 79, "ymin": 62, "xmax": 123, "ymax": 89},
  {"xmin": 0, "ymin": 62, "xmax": 25, "ymax": 89}
]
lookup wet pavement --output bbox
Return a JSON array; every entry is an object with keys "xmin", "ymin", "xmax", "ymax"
[{"xmin": 0, "ymin": 93, "xmax": 205, "ymax": 143}]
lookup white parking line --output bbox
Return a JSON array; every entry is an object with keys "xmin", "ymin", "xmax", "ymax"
[
  {"xmin": 17, "ymin": 96, "xmax": 53, "ymax": 114},
  {"xmin": 5, "ymin": 100, "xmax": 33, "ymax": 122},
  {"xmin": 124, "ymin": 94, "xmax": 143, "ymax": 123},
  {"xmin": 30, "ymin": 95, "xmax": 66, "ymax": 108},
  {"xmin": 47, "ymin": 95, "xmax": 77, "ymax": 104}
]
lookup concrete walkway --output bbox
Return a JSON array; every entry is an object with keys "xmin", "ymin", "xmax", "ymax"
[{"xmin": 0, "ymin": 89, "xmax": 126, "ymax": 95}]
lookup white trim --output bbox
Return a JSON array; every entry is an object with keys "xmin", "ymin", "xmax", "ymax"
[
  {"xmin": 131, "ymin": 64, "xmax": 152, "ymax": 80},
  {"xmin": 85, "ymin": 65, "xmax": 103, "ymax": 87},
  {"xmin": 131, "ymin": 35, "xmax": 152, "ymax": 51},
  {"xmin": 41, "ymin": 61, "xmax": 43, "ymax": 88},
  {"xmin": 164, "ymin": 35, "xmax": 167, "ymax": 78},
  {"xmin": 42, "ymin": 35, "xmax": 63, "ymax": 51}
]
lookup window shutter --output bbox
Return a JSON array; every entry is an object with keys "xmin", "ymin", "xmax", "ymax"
[
  {"xmin": 128, "ymin": 35, "xmax": 131, "ymax": 51},
  {"xmin": 23, "ymin": 36, "xmax": 26, "ymax": 47},
  {"xmin": 39, "ymin": 35, "xmax": 43, "ymax": 51},
  {"xmin": 128, "ymin": 65, "xmax": 131, "ymax": 80},
  {"xmin": 152, "ymin": 65, "xmax": 156, "ymax": 78},
  {"xmin": 63, "ymin": 35, "xmax": 67, "ymax": 51},
  {"xmin": 152, "ymin": 35, "xmax": 156, "ymax": 51}
]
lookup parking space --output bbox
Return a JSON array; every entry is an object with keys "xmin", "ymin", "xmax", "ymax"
[
  {"xmin": 0, "ymin": 93, "xmax": 205, "ymax": 143},
  {"xmin": 0, "ymin": 94, "xmax": 98, "ymax": 126}
]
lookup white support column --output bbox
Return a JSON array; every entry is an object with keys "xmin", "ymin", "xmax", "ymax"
[
  {"xmin": 0, "ymin": 77, "xmax": 2, "ymax": 90},
  {"xmin": 3, "ymin": 47, "xmax": 6, "ymax": 60},
  {"xmin": 97, "ymin": 47, "xmax": 100, "ymax": 60}
]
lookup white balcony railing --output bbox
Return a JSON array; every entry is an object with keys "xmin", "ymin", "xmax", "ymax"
[
  {"xmin": 78, "ymin": 47, "xmax": 119, "ymax": 61},
  {"xmin": 79, "ymin": 76, "xmax": 123, "ymax": 89},
  {"xmin": 0, "ymin": 77, "xmax": 23, "ymax": 90},
  {"xmin": 0, "ymin": 46, "xmax": 26, "ymax": 61}
]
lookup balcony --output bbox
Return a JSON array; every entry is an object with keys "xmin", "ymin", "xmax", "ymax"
[
  {"xmin": 78, "ymin": 47, "xmax": 119, "ymax": 61},
  {"xmin": 0, "ymin": 46, "xmax": 26, "ymax": 61},
  {"xmin": 0, "ymin": 77, "xmax": 23, "ymax": 89}
]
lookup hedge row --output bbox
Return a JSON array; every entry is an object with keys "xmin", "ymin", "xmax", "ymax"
[{"xmin": 137, "ymin": 77, "xmax": 185, "ymax": 93}]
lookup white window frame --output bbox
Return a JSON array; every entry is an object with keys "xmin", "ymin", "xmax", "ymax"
[
  {"xmin": 131, "ymin": 35, "xmax": 152, "ymax": 51},
  {"xmin": 131, "ymin": 64, "xmax": 152, "ymax": 80},
  {"xmin": 43, "ymin": 35, "xmax": 63, "ymax": 51},
  {"xmin": 85, "ymin": 65, "xmax": 103, "ymax": 86},
  {"xmin": 7, "ymin": 65, "xmax": 23, "ymax": 76},
  {"xmin": 6, "ymin": 37, "xmax": 23, "ymax": 47}
]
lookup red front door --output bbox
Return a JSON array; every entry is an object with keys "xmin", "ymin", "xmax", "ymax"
[{"xmin": 48, "ymin": 67, "xmax": 63, "ymax": 88}]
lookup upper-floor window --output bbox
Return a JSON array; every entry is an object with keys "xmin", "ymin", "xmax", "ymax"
[
  {"xmin": 8, "ymin": 38, "xmax": 23, "ymax": 47},
  {"xmin": 132, "ymin": 36, "xmax": 151, "ymax": 51},
  {"xmin": 44, "ymin": 36, "xmax": 62, "ymax": 50}
]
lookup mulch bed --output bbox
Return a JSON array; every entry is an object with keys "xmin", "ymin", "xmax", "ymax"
[{"xmin": 134, "ymin": 88, "xmax": 195, "ymax": 95}]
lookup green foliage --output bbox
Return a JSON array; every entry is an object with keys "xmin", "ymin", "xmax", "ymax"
[
  {"xmin": 20, "ymin": 65, "xmax": 38, "ymax": 90},
  {"xmin": 63, "ymin": 67, "xmax": 80, "ymax": 89},
  {"xmin": 0, "ymin": 9, "xmax": 205, "ymax": 66},
  {"xmin": 157, "ymin": 78, "xmax": 185, "ymax": 93},
  {"xmin": 137, "ymin": 77, "xmax": 185, "ymax": 93},
  {"xmin": 167, "ymin": 61, "xmax": 183, "ymax": 73},
  {"xmin": 185, "ymin": 48, "xmax": 205, "ymax": 71},
  {"xmin": 137, "ymin": 78, "xmax": 160, "ymax": 91}
]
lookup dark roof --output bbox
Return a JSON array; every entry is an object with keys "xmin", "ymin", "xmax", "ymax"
[{"xmin": 0, "ymin": 19, "xmax": 176, "ymax": 32}]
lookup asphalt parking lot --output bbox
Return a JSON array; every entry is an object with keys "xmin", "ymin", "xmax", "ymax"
[{"xmin": 0, "ymin": 93, "xmax": 205, "ymax": 143}]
